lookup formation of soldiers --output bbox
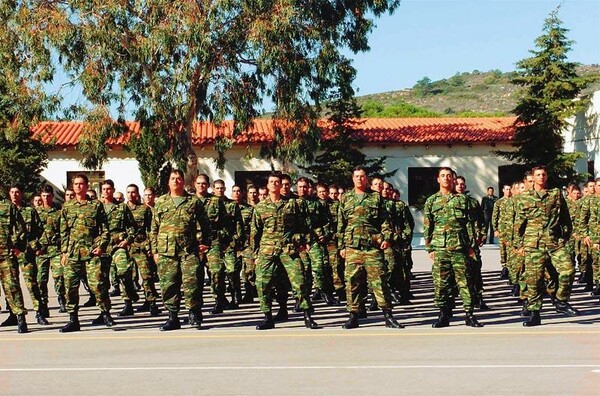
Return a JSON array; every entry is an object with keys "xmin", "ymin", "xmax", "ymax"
[{"xmin": 0, "ymin": 165, "xmax": 596, "ymax": 333}]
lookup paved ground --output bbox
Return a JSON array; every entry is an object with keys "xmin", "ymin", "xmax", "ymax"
[{"xmin": 0, "ymin": 246, "xmax": 598, "ymax": 395}]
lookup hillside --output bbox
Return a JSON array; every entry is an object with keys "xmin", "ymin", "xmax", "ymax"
[{"xmin": 356, "ymin": 65, "xmax": 600, "ymax": 117}]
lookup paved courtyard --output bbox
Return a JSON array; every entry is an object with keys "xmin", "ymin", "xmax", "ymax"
[{"xmin": 1, "ymin": 246, "xmax": 598, "ymax": 395}]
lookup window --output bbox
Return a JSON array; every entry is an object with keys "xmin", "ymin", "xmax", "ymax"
[
  {"xmin": 66, "ymin": 171, "xmax": 105, "ymax": 196},
  {"xmin": 497, "ymin": 164, "xmax": 528, "ymax": 191},
  {"xmin": 408, "ymin": 167, "xmax": 440, "ymax": 207},
  {"xmin": 234, "ymin": 171, "xmax": 272, "ymax": 190}
]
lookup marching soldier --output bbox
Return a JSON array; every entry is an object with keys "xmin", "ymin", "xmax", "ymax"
[
  {"xmin": 493, "ymin": 185, "xmax": 512, "ymax": 279},
  {"xmin": 232, "ymin": 184, "xmax": 257, "ymax": 303}
]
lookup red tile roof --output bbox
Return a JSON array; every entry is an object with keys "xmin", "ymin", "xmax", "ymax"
[{"xmin": 31, "ymin": 117, "xmax": 516, "ymax": 148}]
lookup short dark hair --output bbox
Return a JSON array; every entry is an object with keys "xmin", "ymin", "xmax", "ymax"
[
  {"xmin": 144, "ymin": 186, "xmax": 156, "ymax": 194},
  {"xmin": 9, "ymin": 183, "xmax": 23, "ymax": 192},
  {"xmin": 438, "ymin": 167, "xmax": 453, "ymax": 176},
  {"xmin": 41, "ymin": 185, "xmax": 54, "ymax": 195},
  {"xmin": 72, "ymin": 173, "xmax": 89, "ymax": 184},
  {"xmin": 297, "ymin": 176, "xmax": 310, "ymax": 184},
  {"xmin": 316, "ymin": 182, "xmax": 328, "ymax": 190},
  {"xmin": 531, "ymin": 165, "xmax": 547, "ymax": 173},
  {"xmin": 102, "ymin": 179, "xmax": 115, "ymax": 188},
  {"xmin": 126, "ymin": 184, "xmax": 139, "ymax": 193},
  {"xmin": 353, "ymin": 165, "xmax": 367, "ymax": 174},
  {"xmin": 280, "ymin": 174, "xmax": 292, "ymax": 183},
  {"xmin": 268, "ymin": 172, "xmax": 282, "ymax": 182},
  {"xmin": 171, "ymin": 169, "xmax": 185, "ymax": 179},
  {"xmin": 213, "ymin": 179, "xmax": 225, "ymax": 188},
  {"xmin": 456, "ymin": 176, "xmax": 466, "ymax": 183}
]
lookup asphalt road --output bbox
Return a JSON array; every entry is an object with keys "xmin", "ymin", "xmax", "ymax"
[{"xmin": 1, "ymin": 246, "xmax": 598, "ymax": 395}]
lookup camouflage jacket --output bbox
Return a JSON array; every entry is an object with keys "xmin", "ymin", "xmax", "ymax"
[
  {"xmin": 222, "ymin": 198, "xmax": 244, "ymax": 250},
  {"xmin": 566, "ymin": 197, "xmax": 580, "ymax": 238},
  {"xmin": 495, "ymin": 196, "xmax": 516, "ymax": 243},
  {"xmin": 238, "ymin": 201, "xmax": 254, "ymax": 250},
  {"xmin": 17, "ymin": 205, "xmax": 43, "ymax": 252},
  {"xmin": 197, "ymin": 193, "xmax": 227, "ymax": 246},
  {"xmin": 37, "ymin": 204, "xmax": 62, "ymax": 257},
  {"xmin": 588, "ymin": 196, "xmax": 600, "ymax": 244},
  {"xmin": 385, "ymin": 198, "xmax": 414, "ymax": 249},
  {"xmin": 104, "ymin": 202, "xmax": 136, "ymax": 253},
  {"xmin": 465, "ymin": 193, "xmax": 485, "ymax": 247},
  {"xmin": 60, "ymin": 198, "xmax": 110, "ymax": 259},
  {"xmin": 325, "ymin": 198, "xmax": 339, "ymax": 245},
  {"xmin": 513, "ymin": 188, "xmax": 572, "ymax": 250},
  {"xmin": 150, "ymin": 194, "xmax": 212, "ymax": 257},
  {"xmin": 577, "ymin": 194, "xmax": 598, "ymax": 239},
  {"xmin": 0, "ymin": 198, "xmax": 27, "ymax": 256},
  {"xmin": 423, "ymin": 191, "xmax": 474, "ymax": 252},
  {"xmin": 127, "ymin": 202, "xmax": 152, "ymax": 252},
  {"xmin": 250, "ymin": 195, "xmax": 310, "ymax": 255},
  {"xmin": 337, "ymin": 190, "xmax": 392, "ymax": 251}
]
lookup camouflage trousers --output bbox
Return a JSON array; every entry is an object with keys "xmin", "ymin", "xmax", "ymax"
[
  {"xmin": 0, "ymin": 255, "xmax": 27, "ymax": 315},
  {"xmin": 255, "ymin": 246, "xmax": 312, "ymax": 313},
  {"xmin": 130, "ymin": 247, "xmax": 158, "ymax": 303},
  {"xmin": 344, "ymin": 247, "xmax": 392, "ymax": 313},
  {"xmin": 223, "ymin": 246, "xmax": 241, "ymax": 293},
  {"xmin": 64, "ymin": 256, "xmax": 111, "ymax": 313},
  {"xmin": 157, "ymin": 253, "xmax": 203, "ymax": 314},
  {"xmin": 327, "ymin": 242, "xmax": 345, "ymax": 292},
  {"xmin": 108, "ymin": 248, "xmax": 138, "ymax": 302},
  {"xmin": 16, "ymin": 251, "xmax": 42, "ymax": 311},
  {"xmin": 592, "ymin": 247, "xmax": 600, "ymax": 283},
  {"xmin": 431, "ymin": 249, "xmax": 472, "ymax": 312},
  {"xmin": 384, "ymin": 246, "xmax": 411, "ymax": 297},
  {"xmin": 507, "ymin": 246, "xmax": 525, "ymax": 287},
  {"xmin": 522, "ymin": 245, "xmax": 574, "ymax": 311},
  {"xmin": 201, "ymin": 243, "xmax": 225, "ymax": 302},
  {"xmin": 38, "ymin": 254, "xmax": 63, "ymax": 305},
  {"xmin": 499, "ymin": 240, "xmax": 508, "ymax": 268},
  {"xmin": 308, "ymin": 242, "xmax": 334, "ymax": 293},
  {"xmin": 241, "ymin": 248, "xmax": 256, "ymax": 287}
]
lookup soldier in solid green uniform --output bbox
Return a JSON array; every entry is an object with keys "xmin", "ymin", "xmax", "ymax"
[
  {"xmin": 337, "ymin": 167, "xmax": 403, "ymax": 329},
  {"xmin": 250, "ymin": 173, "xmax": 319, "ymax": 330},
  {"xmin": 151, "ymin": 169, "xmax": 212, "ymax": 331},
  {"xmin": 126, "ymin": 184, "xmax": 161, "ymax": 316},
  {"xmin": 0, "ymin": 190, "xmax": 29, "ymax": 333},
  {"xmin": 514, "ymin": 166, "xmax": 578, "ymax": 327},
  {"xmin": 59, "ymin": 174, "xmax": 113, "ymax": 332},
  {"xmin": 194, "ymin": 174, "xmax": 229, "ymax": 314},
  {"xmin": 9, "ymin": 184, "xmax": 49, "ymax": 325},
  {"xmin": 423, "ymin": 167, "xmax": 483, "ymax": 328},
  {"xmin": 212, "ymin": 179, "xmax": 245, "ymax": 309},
  {"xmin": 101, "ymin": 179, "xmax": 140, "ymax": 317},
  {"xmin": 37, "ymin": 185, "xmax": 65, "ymax": 314}
]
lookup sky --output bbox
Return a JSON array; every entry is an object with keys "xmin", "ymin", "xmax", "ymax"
[{"xmin": 351, "ymin": 0, "xmax": 600, "ymax": 96}]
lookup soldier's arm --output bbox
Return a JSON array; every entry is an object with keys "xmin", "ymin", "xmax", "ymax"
[
  {"xmin": 378, "ymin": 196, "xmax": 393, "ymax": 246},
  {"xmin": 249, "ymin": 207, "xmax": 263, "ymax": 253},
  {"xmin": 29, "ymin": 208, "xmax": 44, "ymax": 251},
  {"xmin": 492, "ymin": 199, "xmax": 501, "ymax": 230},
  {"xmin": 10, "ymin": 205, "xmax": 27, "ymax": 252},
  {"xmin": 576, "ymin": 199, "xmax": 591, "ymax": 238},
  {"xmin": 123, "ymin": 206, "xmax": 136, "ymax": 245},
  {"xmin": 336, "ymin": 196, "xmax": 348, "ymax": 251},
  {"xmin": 59, "ymin": 206, "xmax": 69, "ymax": 254},
  {"xmin": 559, "ymin": 194, "xmax": 573, "ymax": 241},
  {"xmin": 149, "ymin": 205, "xmax": 159, "ymax": 255},
  {"xmin": 95, "ymin": 203, "xmax": 110, "ymax": 253},
  {"xmin": 233, "ymin": 204, "xmax": 244, "ymax": 248},
  {"xmin": 423, "ymin": 197, "xmax": 434, "ymax": 253},
  {"xmin": 403, "ymin": 204, "xmax": 415, "ymax": 245},
  {"xmin": 513, "ymin": 198, "xmax": 527, "ymax": 250},
  {"xmin": 472, "ymin": 200, "xmax": 485, "ymax": 243},
  {"xmin": 196, "ymin": 200, "xmax": 212, "ymax": 247}
]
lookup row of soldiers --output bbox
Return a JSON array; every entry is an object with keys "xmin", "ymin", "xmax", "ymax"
[{"xmin": 491, "ymin": 169, "xmax": 599, "ymax": 326}]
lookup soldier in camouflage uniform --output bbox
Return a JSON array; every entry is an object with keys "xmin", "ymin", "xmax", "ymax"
[
  {"xmin": 0, "ymin": 191, "xmax": 29, "ymax": 333},
  {"xmin": 250, "ymin": 173, "xmax": 319, "ymax": 330},
  {"xmin": 423, "ymin": 167, "xmax": 483, "ymax": 328},
  {"xmin": 9, "ymin": 185, "xmax": 48, "ymax": 325},
  {"xmin": 37, "ymin": 185, "xmax": 65, "ymax": 314},
  {"xmin": 232, "ymin": 184, "xmax": 257, "ymax": 303},
  {"xmin": 59, "ymin": 174, "xmax": 113, "ymax": 332},
  {"xmin": 101, "ymin": 180, "xmax": 140, "ymax": 317},
  {"xmin": 565, "ymin": 184, "xmax": 581, "ymax": 266},
  {"xmin": 213, "ymin": 179, "xmax": 245, "ymax": 309},
  {"xmin": 514, "ymin": 166, "xmax": 578, "ymax": 327},
  {"xmin": 580, "ymin": 178, "xmax": 600, "ymax": 295},
  {"xmin": 126, "ymin": 184, "xmax": 161, "ymax": 316},
  {"xmin": 576, "ymin": 180, "xmax": 597, "ymax": 291},
  {"xmin": 194, "ymin": 174, "xmax": 229, "ymax": 314},
  {"xmin": 151, "ymin": 169, "xmax": 212, "ymax": 330},
  {"xmin": 492, "ymin": 185, "xmax": 512, "ymax": 279},
  {"xmin": 455, "ymin": 176, "xmax": 489, "ymax": 310},
  {"xmin": 297, "ymin": 177, "xmax": 336, "ymax": 305},
  {"xmin": 337, "ymin": 167, "xmax": 403, "ymax": 329}
]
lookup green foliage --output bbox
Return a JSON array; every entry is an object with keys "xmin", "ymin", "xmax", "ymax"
[
  {"xmin": 498, "ymin": 7, "xmax": 589, "ymax": 187},
  {"xmin": 361, "ymin": 100, "xmax": 440, "ymax": 117},
  {"xmin": 30, "ymin": 0, "xmax": 399, "ymax": 182},
  {"xmin": 0, "ymin": 2, "xmax": 56, "ymax": 195}
]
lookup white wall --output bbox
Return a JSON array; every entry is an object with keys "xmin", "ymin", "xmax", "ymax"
[{"xmin": 564, "ymin": 90, "xmax": 600, "ymax": 178}]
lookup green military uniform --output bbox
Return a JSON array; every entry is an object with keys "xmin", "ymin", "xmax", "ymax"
[
  {"xmin": 221, "ymin": 198, "xmax": 245, "ymax": 306},
  {"xmin": 325, "ymin": 197, "xmax": 345, "ymax": 296},
  {"xmin": 576, "ymin": 194, "xmax": 596, "ymax": 285},
  {"xmin": 514, "ymin": 188, "xmax": 574, "ymax": 312},
  {"xmin": 384, "ymin": 198, "xmax": 414, "ymax": 303},
  {"xmin": 0, "ymin": 198, "xmax": 28, "ymax": 316},
  {"xmin": 337, "ymin": 190, "xmax": 393, "ymax": 312},
  {"xmin": 127, "ymin": 202, "xmax": 159, "ymax": 304},
  {"xmin": 492, "ymin": 196, "xmax": 508, "ymax": 270},
  {"xmin": 304, "ymin": 195, "xmax": 334, "ymax": 297},
  {"xmin": 60, "ymin": 198, "xmax": 111, "ymax": 314},
  {"xmin": 464, "ymin": 194, "xmax": 486, "ymax": 306},
  {"xmin": 582, "ymin": 194, "xmax": 600, "ymax": 287},
  {"xmin": 37, "ymin": 204, "xmax": 64, "ymax": 310},
  {"xmin": 250, "ymin": 196, "xmax": 313, "ymax": 314},
  {"xmin": 104, "ymin": 201, "xmax": 138, "ymax": 303},
  {"xmin": 499, "ymin": 196, "xmax": 524, "ymax": 288},
  {"xmin": 565, "ymin": 197, "xmax": 580, "ymax": 264},
  {"xmin": 238, "ymin": 201, "xmax": 256, "ymax": 299},
  {"xmin": 150, "ymin": 194, "xmax": 211, "ymax": 315},
  {"xmin": 423, "ymin": 191, "xmax": 474, "ymax": 313},
  {"xmin": 15, "ymin": 205, "xmax": 44, "ymax": 312}
]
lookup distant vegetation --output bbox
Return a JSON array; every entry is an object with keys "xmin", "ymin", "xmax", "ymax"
[{"xmin": 356, "ymin": 65, "xmax": 600, "ymax": 117}]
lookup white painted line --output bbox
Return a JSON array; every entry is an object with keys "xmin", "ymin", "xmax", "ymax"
[{"xmin": 0, "ymin": 365, "xmax": 598, "ymax": 372}]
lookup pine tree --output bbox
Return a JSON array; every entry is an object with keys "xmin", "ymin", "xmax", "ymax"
[{"xmin": 500, "ymin": 7, "xmax": 589, "ymax": 187}]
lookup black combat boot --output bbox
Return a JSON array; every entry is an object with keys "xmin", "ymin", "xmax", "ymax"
[
  {"xmin": 367, "ymin": 294, "xmax": 379, "ymax": 311},
  {"xmin": 465, "ymin": 312, "xmax": 484, "ymax": 327},
  {"xmin": 273, "ymin": 302, "xmax": 288, "ymax": 322},
  {"xmin": 336, "ymin": 288, "xmax": 347, "ymax": 302},
  {"xmin": 500, "ymin": 267, "xmax": 509, "ymax": 280},
  {"xmin": 82, "ymin": 293, "xmax": 96, "ymax": 308},
  {"xmin": 555, "ymin": 300, "xmax": 579, "ymax": 316},
  {"xmin": 118, "ymin": 300, "xmax": 134, "ymax": 317},
  {"xmin": 342, "ymin": 312, "xmax": 359, "ymax": 329},
  {"xmin": 36, "ymin": 311, "xmax": 50, "ymax": 325},
  {"xmin": 17, "ymin": 314, "xmax": 28, "ymax": 334},
  {"xmin": 226, "ymin": 288, "xmax": 240, "ymax": 310},
  {"xmin": 39, "ymin": 302, "xmax": 50, "ymax": 319},
  {"xmin": 475, "ymin": 294, "xmax": 490, "ymax": 311},
  {"xmin": 303, "ymin": 311, "xmax": 320, "ymax": 329},
  {"xmin": 241, "ymin": 282, "xmax": 254, "ymax": 304},
  {"xmin": 58, "ymin": 296, "xmax": 67, "ymax": 313},
  {"xmin": 432, "ymin": 307, "xmax": 450, "ymax": 328},
  {"xmin": 102, "ymin": 312, "xmax": 116, "ymax": 327},
  {"xmin": 357, "ymin": 310, "xmax": 368, "ymax": 319},
  {"xmin": 591, "ymin": 283, "xmax": 600, "ymax": 296},
  {"xmin": 109, "ymin": 284, "xmax": 121, "ymax": 297},
  {"xmin": 391, "ymin": 289, "xmax": 403, "ymax": 303},
  {"xmin": 160, "ymin": 311, "xmax": 181, "ymax": 331},
  {"xmin": 323, "ymin": 292, "xmax": 338, "ymax": 306},
  {"xmin": 311, "ymin": 289, "xmax": 323, "ymax": 302},
  {"xmin": 136, "ymin": 301, "xmax": 150, "ymax": 312},
  {"xmin": 91, "ymin": 313, "xmax": 105, "ymax": 325},
  {"xmin": 520, "ymin": 300, "xmax": 531, "ymax": 317},
  {"xmin": 256, "ymin": 312, "xmax": 275, "ymax": 330},
  {"xmin": 523, "ymin": 310, "xmax": 541, "ymax": 327},
  {"xmin": 188, "ymin": 310, "xmax": 202, "ymax": 329},
  {"xmin": 149, "ymin": 301, "xmax": 161, "ymax": 317},
  {"xmin": 1, "ymin": 309, "xmax": 18, "ymax": 327},
  {"xmin": 511, "ymin": 284, "xmax": 520, "ymax": 297},
  {"xmin": 383, "ymin": 310, "xmax": 404, "ymax": 329},
  {"xmin": 211, "ymin": 296, "xmax": 227, "ymax": 315},
  {"xmin": 60, "ymin": 313, "xmax": 80, "ymax": 333}
]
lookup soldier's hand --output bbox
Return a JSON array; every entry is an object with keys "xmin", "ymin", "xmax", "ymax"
[
  {"xmin": 593, "ymin": 243, "xmax": 599, "ymax": 250},
  {"xmin": 117, "ymin": 241, "xmax": 129, "ymax": 249},
  {"xmin": 91, "ymin": 247, "xmax": 103, "ymax": 256},
  {"xmin": 380, "ymin": 241, "xmax": 391, "ymax": 250},
  {"xmin": 494, "ymin": 231, "xmax": 499, "ymax": 237},
  {"xmin": 35, "ymin": 249, "xmax": 43, "ymax": 256},
  {"xmin": 61, "ymin": 253, "xmax": 67, "ymax": 266},
  {"xmin": 583, "ymin": 237, "xmax": 592, "ymax": 247},
  {"xmin": 153, "ymin": 254, "xmax": 159, "ymax": 263},
  {"xmin": 198, "ymin": 244, "xmax": 209, "ymax": 253},
  {"xmin": 517, "ymin": 248, "xmax": 525, "ymax": 257},
  {"xmin": 11, "ymin": 248, "xmax": 22, "ymax": 257},
  {"xmin": 428, "ymin": 251, "xmax": 435, "ymax": 260},
  {"xmin": 340, "ymin": 249, "xmax": 346, "ymax": 259}
]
